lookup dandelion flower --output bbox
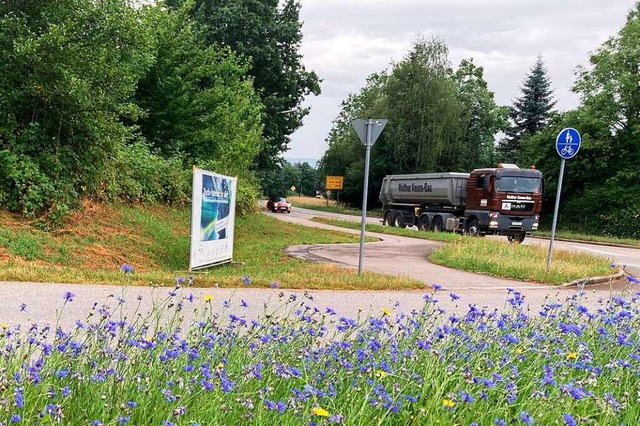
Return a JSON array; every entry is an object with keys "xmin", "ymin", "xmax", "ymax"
[
  {"xmin": 311, "ymin": 407, "xmax": 330, "ymax": 417},
  {"xmin": 442, "ymin": 399, "xmax": 456, "ymax": 408},
  {"xmin": 1, "ymin": 323, "xmax": 8, "ymax": 329},
  {"xmin": 204, "ymin": 295, "xmax": 213, "ymax": 302},
  {"xmin": 382, "ymin": 307, "xmax": 391, "ymax": 316},
  {"xmin": 566, "ymin": 352, "xmax": 578, "ymax": 360},
  {"xmin": 376, "ymin": 370, "xmax": 388, "ymax": 378}
]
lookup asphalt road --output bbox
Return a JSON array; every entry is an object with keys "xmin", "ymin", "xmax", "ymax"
[{"xmin": 0, "ymin": 207, "xmax": 638, "ymax": 331}]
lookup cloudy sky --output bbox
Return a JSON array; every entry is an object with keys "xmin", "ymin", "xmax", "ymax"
[{"xmin": 285, "ymin": 0, "xmax": 636, "ymax": 162}]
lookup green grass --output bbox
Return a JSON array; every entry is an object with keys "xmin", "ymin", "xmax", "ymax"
[
  {"xmin": 0, "ymin": 203, "xmax": 421, "ymax": 290},
  {"xmin": 431, "ymin": 238, "xmax": 614, "ymax": 285},
  {"xmin": 312, "ymin": 217, "xmax": 465, "ymax": 243},
  {"xmin": 535, "ymin": 229, "xmax": 640, "ymax": 248},
  {"xmin": 313, "ymin": 217, "xmax": 617, "ymax": 285}
]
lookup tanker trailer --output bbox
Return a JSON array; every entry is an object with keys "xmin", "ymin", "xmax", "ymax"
[{"xmin": 379, "ymin": 164, "xmax": 543, "ymax": 243}]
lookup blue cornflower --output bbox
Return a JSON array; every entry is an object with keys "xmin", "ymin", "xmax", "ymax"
[
  {"xmin": 10, "ymin": 414, "xmax": 20, "ymax": 423},
  {"xmin": 270, "ymin": 281, "xmax": 280, "ymax": 288},
  {"xmin": 241, "ymin": 275, "xmax": 251, "ymax": 285},
  {"xmin": 19, "ymin": 303, "xmax": 26, "ymax": 312},
  {"xmin": 562, "ymin": 414, "xmax": 577, "ymax": 426},
  {"xmin": 433, "ymin": 284, "xmax": 442, "ymax": 290},
  {"xmin": 520, "ymin": 411, "xmax": 534, "ymax": 425},
  {"xmin": 15, "ymin": 389, "xmax": 24, "ymax": 408},
  {"xmin": 176, "ymin": 277, "xmax": 185, "ymax": 286},
  {"xmin": 121, "ymin": 263, "xmax": 133, "ymax": 274},
  {"xmin": 63, "ymin": 292, "xmax": 75, "ymax": 302},
  {"xmin": 117, "ymin": 415, "xmax": 131, "ymax": 425},
  {"xmin": 241, "ymin": 299, "xmax": 249, "ymax": 308},
  {"xmin": 627, "ymin": 275, "xmax": 640, "ymax": 284},
  {"xmin": 328, "ymin": 414, "xmax": 343, "ymax": 423},
  {"xmin": 450, "ymin": 292, "xmax": 460, "ymax": 300},
  {"xmin": 127, "ymin": 401, "xmax": 137, "ymax": 408},
  {"xmin": 277, "ymin": 401, "xmax": 286, "ymax": 413},
  {"xmin": 494, "ymin": 419, "xmax": 506, "ymax": 426},
  {"xmin": 61, "ymin": 387, "xmax": 70, "ymax": 397},
  {"xmin": 91, "ymin": 421, "xmax": 103, "ymax": 426}
]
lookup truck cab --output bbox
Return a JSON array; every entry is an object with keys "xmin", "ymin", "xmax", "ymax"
[{"xmin": 465, "ymin": 164, "xmax": 543, "ymax": 242}]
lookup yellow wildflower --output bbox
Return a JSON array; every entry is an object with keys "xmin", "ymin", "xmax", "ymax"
[
  {"xmin": 442, "ymin": 399, "xmax": 456, "ymax": 408},
  {"xmin": 516, "ymin": 348, "xmax": 523, "ymax": 354},
  {"xmin": 204, "ymin": 295, "xmax": 213, "ymax": 302},
  {"xmin": 566, "ymin": 352, "xmax": 578, "ymax": 360},
  {"xmin": 382, "ymin": 307, "xmax": 391, "ymax": 317},
  {"xmin": 375, "ymin": 370, "xmax": 388, "ymax": 378},
  {"xmin": 311, "ymin": 407, "xmax": 330, "ymax": 417},
  {"xmin": 217, "ymin": 362, "xmax": 225, "ymax": 369},
  {"xmin": 1, "ymin": 323, "xmax": 8, "ymax": 329}
]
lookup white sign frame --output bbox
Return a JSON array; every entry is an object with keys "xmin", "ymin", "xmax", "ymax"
[{"xmin": 189, "ymin": 167, "xmax": 237, "ymax": 271}]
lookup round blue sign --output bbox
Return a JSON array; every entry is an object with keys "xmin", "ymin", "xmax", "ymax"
[{"xmin": 556, "ymin": 128, "xmax": 581, "ymax": 160}]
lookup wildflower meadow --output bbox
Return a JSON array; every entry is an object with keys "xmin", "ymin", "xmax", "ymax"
[{"xmin": 1, "ymin": 277, "xmax": 640, "ymax": 425}]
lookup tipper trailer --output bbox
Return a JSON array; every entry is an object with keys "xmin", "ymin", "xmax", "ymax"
[{"xmin": 378, "ymin": 164, "xmax": 543, "ymax": 243}]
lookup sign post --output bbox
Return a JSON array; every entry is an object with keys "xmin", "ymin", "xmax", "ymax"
[
  {"xmin": 325, "ymin": 176, "xmax": 344, "ymax": 205},
  {"xmin": 546, "ymin": 127, "xmax": 581, "ymax": 271},
  {"xmin": 352, "ymin": 119, "xmax": 387, "ymax": 276}
]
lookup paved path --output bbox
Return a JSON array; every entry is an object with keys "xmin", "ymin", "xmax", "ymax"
[{"xmin": 0, "ymin": 208, "xmax": 637, "ymax": 330}]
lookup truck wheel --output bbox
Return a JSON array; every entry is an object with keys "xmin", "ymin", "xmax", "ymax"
[
  {"xmin": 431, "ymin": 216, "xmax": 443, "ymax": 232},
  {"xmin": 466, "ymin": 219, "xmax": 480, "ymax": 236},
  {"xmin": 507, "ymin": 232, "xmax": 526, "ymax": 244},
  {"xmin": 383, "ymin": 211, "xmax": 394, "ymax": 227},
  {"xmin": 417, "ymin": 215, "xmax": 429, "ymax": 231},
  {"xmin": 393, "ymin": 212, "xmax": 406, "ymax": 228}
]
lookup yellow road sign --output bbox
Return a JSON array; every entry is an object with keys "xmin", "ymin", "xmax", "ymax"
[{"xmin": 325, "ymin": 176, "xmax": 344, "ymax": 190}]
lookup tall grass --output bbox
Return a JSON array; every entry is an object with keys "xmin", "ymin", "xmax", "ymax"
[
  {"xmin": 431, "ymin": 238, "xmax": 614, "ymax": 284},
  {"xmin": 2, "ymin": 286, "xmax": 640, "ymax": 424}
]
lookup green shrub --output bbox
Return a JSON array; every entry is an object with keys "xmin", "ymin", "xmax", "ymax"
[
  {"xmin": 0, "ymin": 150, "xmax": 76, "ymax": 227},
  {"xmin": 97, "ymin": 142, "xmax": 190, "ymax": 205}
]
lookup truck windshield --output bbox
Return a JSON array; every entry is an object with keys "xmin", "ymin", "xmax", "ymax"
[{"xmin": 496, "ymin": 176, "xmax": 541, "ymax": 193}]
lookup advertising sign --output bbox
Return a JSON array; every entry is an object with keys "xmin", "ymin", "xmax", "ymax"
[
  {"xmin": 325, "ymin": 176, "xmax": 344, "ymax": 190},
  {"xmin": 190, "ymin": 168, "xmax": 237, "ymax": 270}
]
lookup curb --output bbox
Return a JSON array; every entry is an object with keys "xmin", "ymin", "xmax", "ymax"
[{"xmin": 559, "ymin": 269, "xmax": 627, "ymax": 288}]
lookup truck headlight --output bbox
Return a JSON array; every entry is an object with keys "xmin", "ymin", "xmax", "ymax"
[
  {"xmin": 489, "ymin": 221, "xmax": 499, "ymax": 228},
  {"xmin": 532, "ymin": 223, "xmax": 538, "ymax": 230}
]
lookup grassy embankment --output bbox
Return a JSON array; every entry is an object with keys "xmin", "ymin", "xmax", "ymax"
[
  {"xmin": 0, "ymin": 202, "xmax": 421, "ymax": 290},
  {"xmin": 312, "ymin": 217, "xmax": 619, "ymax": 285}
]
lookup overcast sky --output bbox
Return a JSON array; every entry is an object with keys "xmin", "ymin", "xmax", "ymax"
[{"xmin": 284, "ymin": 0, "xmax": 636, "ymax": 162}]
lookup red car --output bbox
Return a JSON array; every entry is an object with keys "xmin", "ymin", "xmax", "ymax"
[{"xmin": 267, "ymin": 197, "xmax": 291, "ymax": 213}]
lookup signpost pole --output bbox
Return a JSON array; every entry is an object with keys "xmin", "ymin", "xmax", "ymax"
[
  {"xmin": 358, "ymin": 120, "xmax": 373, "ymax": 276},
  {"xmin": 547, "ymin": 127, "xmax": 581, "ymax": 271},
  {"xmin": 351, "ymin": 118, "xmax": 387, "ymax": 277},
  {"xmin": 546, "ymin": 158, "xmax": 565, "ymax": 271}
]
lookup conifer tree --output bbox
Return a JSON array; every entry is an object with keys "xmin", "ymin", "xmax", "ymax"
[{"xmin": 498, "ymin": 56, "xmax": 556, "ymax": 163}]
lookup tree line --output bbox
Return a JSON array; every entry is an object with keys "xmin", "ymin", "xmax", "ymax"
[
  {"xmin": 320, "ymin": 5, "xmax": 640, "ymax": 239},
  {"xmin": 0, "ymin": 0, "xmax": 318, "ymax": 226}
]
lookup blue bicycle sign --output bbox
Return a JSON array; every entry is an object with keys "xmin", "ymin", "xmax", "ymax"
[{"xmin": 556, "ymin": 128, "xmax": 581, "ymax": 160}]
